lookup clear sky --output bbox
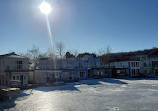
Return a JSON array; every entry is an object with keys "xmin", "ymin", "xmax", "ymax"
[{"xmin": 0, "ymin": 0, "xmax": 158, "ymax": 55}]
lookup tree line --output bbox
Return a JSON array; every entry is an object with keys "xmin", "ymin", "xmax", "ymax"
[
  {"xmin": 19, "ymin": 41, "xmax": 158, "ymax": 69},
  {"xmin": 20, "ymin": 41, "xmax": 112, "ymax": 69}
]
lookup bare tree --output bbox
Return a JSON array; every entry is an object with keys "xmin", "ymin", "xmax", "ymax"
[
  {"xmin": 46, "ymin": 48, "xmax": 57, "ymax": 59},
  {"xmin": 98, "ymin": 45, "xmax": 112, "ymax": 56},
  {"xmin": 72, "ymin": 50, "xmax": 79, "ymax": 57},
  {"xmin": 67, "ymin": 49, "xmax": 79, "ymax": 58},
  {"xmin": 106, "ymin": 45, "xmax": 111, "ymax": 54},
  {"xmin": 21, "ymin": 45, "xmax": 42, "ymax": 69},
  {"xmin": 98, "ymin": 45, "xmax": 112, "ymax": 65},
  {"xmin": 55, "ymin": 42, "xmax": 65, "ymax": 58}
]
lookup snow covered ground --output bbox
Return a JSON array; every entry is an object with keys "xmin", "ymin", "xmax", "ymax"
[{"xmin": 1, "ymin": 78, "xmax": 158, "ymax": 111}]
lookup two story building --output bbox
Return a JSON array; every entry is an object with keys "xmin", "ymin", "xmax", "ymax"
[
  {"xmin": 30, "ymin": 58, "xmax": 88, "ymax": 83},
  {"xmin": 82, "ymin": 55, "xmax": 100, "ymax": 69},
  {"xmin": 81, "ymin": 55, "xmax": 109, "ymax": 78},
  {"xmin": 140, "ymin": 56, "xmax": 158, "ymax": 76},
  {"xmin": 0, "ymin": 52, "xmax": 29, "ymax": 86},
  {"xmin": 109, "ymin": 58, "xmax": 140, "ymax": 77}
]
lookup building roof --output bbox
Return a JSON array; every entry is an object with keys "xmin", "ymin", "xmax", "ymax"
[{"xmin": 0, "ymin": 52, "xmax": 27, "ymax": 59}]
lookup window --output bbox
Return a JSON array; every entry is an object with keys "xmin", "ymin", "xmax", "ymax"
[
  {"xmin": 131, "ymin": 62, "xmax": 136, "ymax": 67},
  {"xmin": 132, "ymin": 69, "xmax": 135, "ymax": 75},
  {"xmin": 117, "ymin": 70, "xmax": 120, "ymax": 74},
  {"xmin": 6, "ymin": 66, "xmax": 10, "ymax": 70},
  {"xmin": 128, "ymin": 62, "xmax": 130, "ymax": 67},
  {"xmin": 17, "ymin": 61, "xmax": 23, "ymax": 70},
  {"xmin": 80, "ymin": 72, "xmax": 85, "ymax": 78},
  {"xmin": 131, "ymin": 62, "xmax": 134, "ymax": 67},
  {"xmin": 24, "ymin": 75, "xmax": 26, "ymax": 80},
  {"xmin": 13, "ymin": 76, "xmax": 15, "ymax": 80},
  {"xmin": 134, "ymin": 62, "xmax": 135, "ymax": 67},
  {"xmin": 135, "ymin": 62, "xmax": 139, "ymax": 67},
  {"xmin": 144, "ymin": 62, "xmax": 146, "ymax": 67},
  {"xmin": 79, "ymin": 63, "xmax": 82, "ymax": 68},
  {"xmin": 152, "ymin": 61, "xmax": 158, "ymax": 67},
  {"xmin": 136, "ymin": 69, "xmax": 139, "ymax": 74},
  {"xmin": 16, "ymin": 76, "xmax": 19, "ymax": 80},
  {"xmin": 137, "ymin": 62, "xmax": 139, "ymax": 67}
]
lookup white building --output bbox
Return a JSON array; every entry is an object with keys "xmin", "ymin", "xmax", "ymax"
[
  {"xmin": 140, "ymin": 56, "xmax": 158, "ymax": 76},
  {"xmin": 82, "ymin": 55, "xmax": 100, "ymax": 68},
  {"xmin": 0, "ymin": 52, "xmax": 29, "ymax": 86},
  {"xmin": 29, "ymin": 70, "xmax": 62, "ymax": 84},
  {"xmin": 109, "ymin": 59, "xmax": 140, "ymax": 77},
  {"xmin": 30, "ymin": 58, "xmax": 88, "ymax": 83},
  {"xmin": 38, "ymin": 58, "xmax": 87, "ymax": 70}
]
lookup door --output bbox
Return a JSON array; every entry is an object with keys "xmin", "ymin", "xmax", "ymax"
[{"xmin": 20, "ymin": 75, "xmax": 23, "ymax": 84}]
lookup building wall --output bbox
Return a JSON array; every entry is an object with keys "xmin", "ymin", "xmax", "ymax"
[
  {"xmin": 2, "ymin": 57, "xmax": 29, "ymax": 70},
  {"xmin": 0, "ymin": 59, "xmax": 6, "ymax": 85},
  {"xmin": 31, "ymin": 70, "xmax": 62, "ymax": 84},
  {"xmin": 110, "ymin": 61, "xmax": 140, "ymax": 77},
  {"xmin": 88, "ymin": 68, "xmax": 112, "ymax": 78},
  {"xmin": 82, "ymin": 55, "xmax": 100, "ymax": 68},
  {"xmin": 38, "ymin": 55, "xmax": 101, "ymax": 81},
  {"xmin": 104, "ymin": 69, "xmax": 112, "ymax": 77},
  {"xmin": 11, "ymin": 72, "xmax": 28, "ymax": 85},
  {"xmin": 39, "ymin": 59, "xmax": 87, "ymax": 70},
  {"xmin": 140, "ymin": 58, "xmax": 158, "ymax": 75},
  {"xmin": 28, "ymin": 71, "xmax": 34, "ymax": 84},
  {"xmin": 61, "ymin": 70, "xmax": 77, "ymax": 81},
  {"xmin": 0, "ymin": 55, "xmax": 29, "ymax": 86},
  {"xmin": 38, "ymin": 59, "xmax": 89, "ymax": 79},
  {"xmin": 76, "ymin": 68, "xmax": 88, "ymax": 79},
  {"xmin": 39, "ymin": 55, "xmax": 101, "ymax": 70}
]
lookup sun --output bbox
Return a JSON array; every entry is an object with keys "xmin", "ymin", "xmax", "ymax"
[{"xmin": 39, "ymin": 1, "xmax": 52, "ymax": 15}]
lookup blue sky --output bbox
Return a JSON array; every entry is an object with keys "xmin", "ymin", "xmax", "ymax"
[{"xmin": 0, "ymin": 0, "xmax": 158, "ymax": 54}]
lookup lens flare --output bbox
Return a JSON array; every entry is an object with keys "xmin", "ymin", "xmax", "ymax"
[
  {"xmin": 39, "ymin": 1, "xmax": 54, "ymax": 59},
  {"xmin": 45, "ymin": 15, "xmax": 54, "ymax": 52},
  {"xmin": 39, "ymin": 1, "xmax": 52, "ymax": 15}
]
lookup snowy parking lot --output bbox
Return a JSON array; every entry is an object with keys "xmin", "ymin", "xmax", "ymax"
[{"xmin": 1, "ymin": 78, "xmax": 158, "ymax": 111}]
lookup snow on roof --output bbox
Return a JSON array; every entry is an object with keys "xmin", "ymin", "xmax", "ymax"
[{"xmin": 0, "ymin": 52, "xmax": 27, "ymax": 59}]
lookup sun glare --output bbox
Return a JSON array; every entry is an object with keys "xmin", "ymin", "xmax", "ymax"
[{"xmin": 39, "ymin": 1, "xmax": 52, "ymax": 15}]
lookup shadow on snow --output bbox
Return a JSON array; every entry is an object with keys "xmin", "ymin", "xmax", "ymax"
[
  {"xmin": 34, "ymin": 83, "xmax": 80, "ymax": 92},
  {"xmin": 0, "ymin": 78, "xmax": 128, "ymax": 110},
  {"xmin": 121, "ymin": 77, "xmax": 158, "ymax": 81},
  {"xmin": 35, "ymin": 78, "xmax": 128, "ymax": 92},
  {"xmin": 0, "ymin": 90, "xmax": 31, "ymax": 110},
  {"xmin": 77, "ymin": 78, "xmax": 128, "ymax": 85}
]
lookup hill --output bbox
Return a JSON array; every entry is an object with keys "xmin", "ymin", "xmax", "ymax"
[{"xmin": 100, "ymin": 47, "xmax": 158, "ymax": 64}]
